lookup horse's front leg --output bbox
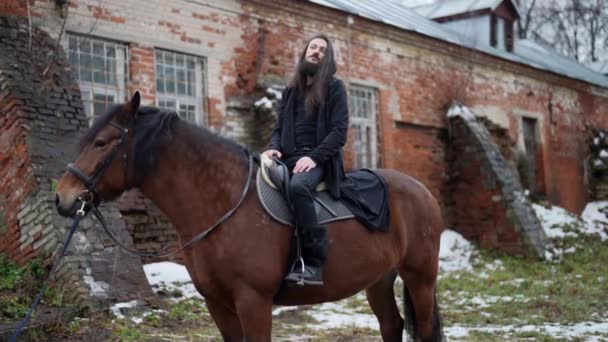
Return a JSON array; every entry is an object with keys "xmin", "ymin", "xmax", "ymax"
[
  {"xmin": 206, "ymin": 297, "xmax": 243, "ymax": 341},
  {"xmin": 234, "ymin": 287, "xmax": 273, "ymax": 341}
]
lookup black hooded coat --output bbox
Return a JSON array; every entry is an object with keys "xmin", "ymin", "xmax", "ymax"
[
  {"xmin": 269, "ymin": 77, "xmax": 390, "ymax": 230},
  {"xmin": 269, "ymin": 77, "xmax": 348, "ymax": 199}
]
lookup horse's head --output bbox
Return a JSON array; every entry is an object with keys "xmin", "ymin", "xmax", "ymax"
[{"xmin": 55, "ymin": 92, "xmax": 140, "ymax": 217}]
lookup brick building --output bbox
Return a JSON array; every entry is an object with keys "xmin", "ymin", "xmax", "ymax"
[{"xmin": 1, "ymin": 0, "xmax": 607, "ymax": 270}]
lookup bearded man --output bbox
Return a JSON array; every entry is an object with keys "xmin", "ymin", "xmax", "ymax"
[{"xmin": 262, "ymin": 34, "xmax": 349, "ymax": 285}]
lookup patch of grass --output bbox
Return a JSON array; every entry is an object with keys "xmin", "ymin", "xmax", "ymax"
[
  {"xmin": 0, "ymin": 253, "xmax": 49, "ymax": 319},
  {"xmin": 116, "ymin": 324, "xmax": 142, "ymax": 342},
  {"xmin": 142, "ymin": 312, "xmax": 162, "ymax": 327},
  {"xmin": 342, "ymin": 293, "xmax": 373, "ymax": 314},
  {"xmin": 1, "ymin": 295, "xmax": 29, "ymax": 318},
  {"xmin": 438, "ymin": 235, "xmax": 608, "ymax": 329},
  {"xmin": 273, "ymin": 306, "xmax": 319, "ymax": 326},
  {"xmin": 310, "ymin": 325, "xmax": 381, "ymax": 341},
  {"xmin": 167, "ymin": 298, "xmax": 208, "ymax": 322},
  {"xmin": 50, "ymin": 178, "xmax": 59, "ymax": 192}
]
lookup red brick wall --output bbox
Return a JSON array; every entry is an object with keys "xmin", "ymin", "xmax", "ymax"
[
  {"xmin": 128, "ymin": 44, "xmax": 156, "ymax": 105},
  {"xmin": 231, "ymin": 0, "xmax": 602, "ymax": 215},
  {"xmin": 0, "ymin": 0, "xmax": 30, "ymax": 17},
  {"xmin": 116, "ymin": 191, "xmax": 183, "ymax": 264},
  {"xmin": 0, "ymin": 15, "xmax": 93, "ymax": 269},
  {"xmin": 6, "ymin": 0, "xmax": 604, "ymax": 257},
  {"xmin": 0, "ymin": 100, "xmax": 37, "ymax": 263},
  {"xmin": 447, "ymin": 117, "xmax": 526, "ymax": 254}
]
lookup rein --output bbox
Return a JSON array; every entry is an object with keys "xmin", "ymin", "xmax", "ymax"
[
  {"xmin": 91, "ymin": 154, "xmax": 254, "ymax": 258},
  {"xmin": 68, "ymin": 119, "xmax": 255, "ymax": 258}
]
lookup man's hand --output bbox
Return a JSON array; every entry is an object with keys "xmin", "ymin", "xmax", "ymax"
[
  {"xmin": 293, "ymin": 156, "xmax": 317, "ymax": 173},
  {"xmin": 262, "ymin": 149, "xmax": 282, "ymax": 158}
]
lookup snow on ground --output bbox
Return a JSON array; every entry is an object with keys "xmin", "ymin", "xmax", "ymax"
[
  {"xmin": 303, "ymin": 300, "xmax": 379, "ymax": 331},
  {"xmin": 533, "ymin": 201, "xmax": 608, "ymax": 260},
  {"xmin": 143, "ymin": 261, "xmax": 202, "ymax": 300},
  {"xmin": 439, "ymin": 229, "xmax": 476, "ymax": 273},
  {"xmin": 581, "ymin": 201, "xmax": 608, "ymax": 240},
  {"xmin": 445, "ymin": 321, "xmax": 608, "ymax": 341},
  {"xmin": 532, "ymin": 203, "xmax": 582, "ymax": 239},
  {"xmin": 534, "ymin": 201, "xmax": 608, "ymax": 241},
  {"xmin": 110, "ymin": 300, "xmax": 141, "ymax": 320},
  {"xmin": 254, "ymin": 97, "xmax": 273, "ymax": 109}
]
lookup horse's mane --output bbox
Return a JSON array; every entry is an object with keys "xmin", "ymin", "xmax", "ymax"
[{"xmin": 80, "ymin": 105, "xmax": 250, "ymax": 184}]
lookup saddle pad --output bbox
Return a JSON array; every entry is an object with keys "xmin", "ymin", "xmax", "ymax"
[{"xmin": 256, "ymin": 169, "xmax": 354, "ymax": 226}]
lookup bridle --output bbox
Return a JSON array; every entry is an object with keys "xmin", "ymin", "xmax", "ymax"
[
  {"xmin": 67, "ymin": 121, "xmax": 131, "ymax": 205},
  {"xmin": 66, "ymin": 119, "xmax": 254, "ymax": 258},
  {"xmin": 10, "ymin": 118, "xmax": 257, "ymax": 341}
]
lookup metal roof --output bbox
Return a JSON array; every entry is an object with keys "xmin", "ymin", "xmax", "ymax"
[
  {"xmin": 590, "ymin": 60, "xmax": 608, "ymax": 75},
  {"xmin": 307, "ymin": 0, "xmax": 608, "ymax": 88},
  {"xmin": 410, "ymin": 0, "xmax": 522, "ymax": 20}
]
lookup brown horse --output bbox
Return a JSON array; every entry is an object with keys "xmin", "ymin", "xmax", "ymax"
[{"xmin": 55, "ymin": 92, "xmax": 445, "ymax": 341}]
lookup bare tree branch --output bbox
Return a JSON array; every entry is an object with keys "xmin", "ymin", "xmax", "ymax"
[
  {"xmin": 517, "ymin": 0, "xmax": 537, "ymax": 39},
  {"xmin": 26, "ymin": 0, "xmax": 32, "ymax": 54},
  {"xmin": 42, "ymin": 9, "xmax": 68, "ymax": 78},
  {"xmin": 42, "ymin": 0, "xmax": 102, "ymax": 78},
  {"xmin": 530, "ymin": 0, "xmax": 608, "ymax": 63}
]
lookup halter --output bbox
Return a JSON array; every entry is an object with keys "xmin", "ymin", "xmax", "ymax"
[{"xmin": 67, "ymin": 121, "xmax": 131, "ymax": 204}]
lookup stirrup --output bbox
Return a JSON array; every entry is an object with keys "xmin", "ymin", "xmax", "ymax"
[{"xmin": 286, "ymin": 256, "xmax": 306, "ymax": 286}]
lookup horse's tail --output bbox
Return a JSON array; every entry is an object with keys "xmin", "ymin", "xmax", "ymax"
[
  {"xmin": 431, "ymin": 289, "xmax": 445, "ymax": 341},
  {"xmin": 403, "ymin": 285, "xmax": 445, "ymax": 341},
  {"xmin": 403, "ymin": 283, "xmax": 416, "ymax": 339}
]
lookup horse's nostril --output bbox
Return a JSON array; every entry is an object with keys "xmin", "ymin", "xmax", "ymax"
[{"xmin": 55, "ymin": 193, "xmax": 60, "ymax": 207}]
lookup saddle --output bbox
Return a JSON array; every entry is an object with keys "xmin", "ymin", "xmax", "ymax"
[{"xmin": 257, "ymin": 154, "xmax": 353, "ymax": 226}]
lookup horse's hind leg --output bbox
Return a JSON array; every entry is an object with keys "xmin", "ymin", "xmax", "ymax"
[
  {"xmin": 401, "ymin": 271, "xmax": 442, "ymax": 342},
  {"xmin": 365, "ymin": 270, "xmax": 404, "ymax": 341},
  {"xmin": 205, "ymin": 298, "xmax": 244, "ymax": 341}
]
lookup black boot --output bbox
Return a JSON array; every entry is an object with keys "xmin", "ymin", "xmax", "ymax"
[{"xmin": 285, "ymin": 225, "xmax": 328, "ymax": 286}]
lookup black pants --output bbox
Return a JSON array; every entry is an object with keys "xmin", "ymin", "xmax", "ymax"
[
  {"xmin": 283, "ymin": 153, "xmax": 328, "ymax": 267},
  {"xmin": 283, "ymin": 153, "xmax": 324, "ymax": 227}
]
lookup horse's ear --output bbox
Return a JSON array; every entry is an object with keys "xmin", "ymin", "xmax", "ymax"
[{"xmin": 125, "ymin": 91, "xmax": 141, "ymax": 120}]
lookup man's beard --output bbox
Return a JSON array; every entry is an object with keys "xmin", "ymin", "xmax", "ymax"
[{"xmin": 298, "ymin": 60, "xmax": 320, "ymax": 77}]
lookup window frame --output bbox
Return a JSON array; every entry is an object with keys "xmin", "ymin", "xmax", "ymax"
[
  {"xmin": 349, "ymin": 84, "xmax": 379, "ymax": 169},
  {"xmin": 154, "ymin": 49, "xmax": 207, "ymax": 126},
  {"xmin": 64, "ymin": 33, "xmax": 128, "ymax": 124}
]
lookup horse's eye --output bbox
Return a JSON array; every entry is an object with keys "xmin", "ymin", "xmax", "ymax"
[{"xmin": 94, "ymin": 139, "xmax": 107, "ymax": 148}]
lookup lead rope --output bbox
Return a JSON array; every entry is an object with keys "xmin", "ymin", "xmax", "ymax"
[{"xmin": 9, "ymin": 200, "xmax": 88, "ymax": 342}]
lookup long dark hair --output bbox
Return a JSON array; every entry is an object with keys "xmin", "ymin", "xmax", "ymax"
[{"xmin": 289, "ymin": 34, "xmax": 337, "ymax": 115}]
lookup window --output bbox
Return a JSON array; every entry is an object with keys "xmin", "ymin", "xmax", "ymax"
[
  {"xmin": 522, "ymin": 117, "xmax": 539, "ymax": 194},
  {"xmin": 505, "ymin": 20, "xmax": 514, "ymax": 52},
  {"xmin": 349, "ymin": 85, "xmax": 378, "ymax": 169},
  {"xmin": 155, "ymin": 50, "xmax": 206, "ymax": 125},
  {"xmin": 490, "ymin": 14, "xmax": 497, "ymax": 47},
  {"xmin": 490, "ymin": 15, "xmax": 514, "ymax": 52},
  {"xmin": 66, "ymin": 34, "xmax": 127, "ymax": 123},
  {"xmin": 496, "ymin": 17, "xmax": 505, "ymax": 50}
]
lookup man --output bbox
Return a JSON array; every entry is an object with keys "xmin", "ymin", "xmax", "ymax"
[{"xmin": 263, "ymin": 34, "xmax": 349, "ymax": 285}]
